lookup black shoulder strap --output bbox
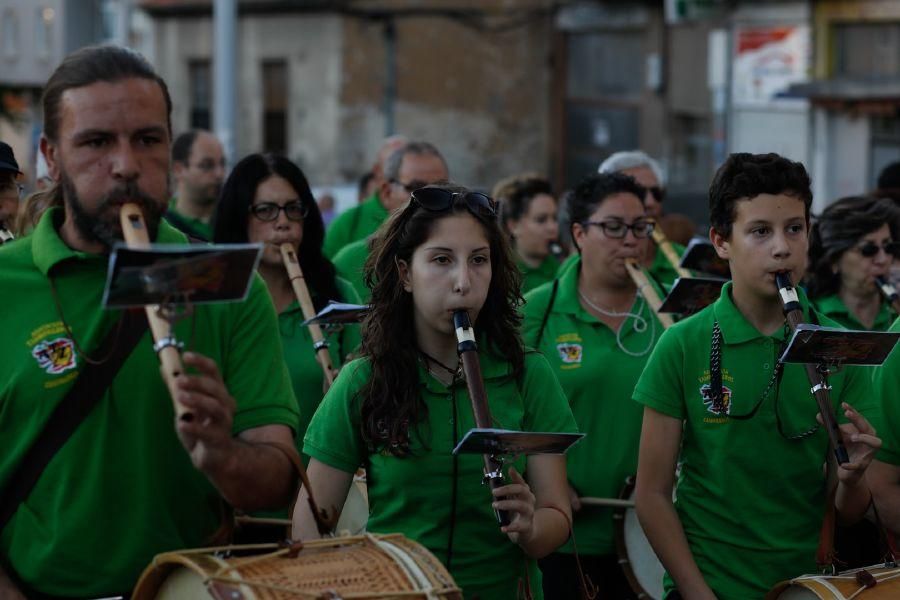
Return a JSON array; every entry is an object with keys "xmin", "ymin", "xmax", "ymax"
[
  {"xmin": 534, "ymin": 279, "xmax": 560, "ymax": 348},
  {"xmin": 0, "ymin": 308, "xmax": 149, "ymax": 532}
]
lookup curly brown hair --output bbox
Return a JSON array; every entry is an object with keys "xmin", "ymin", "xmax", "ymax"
[{"xmin": 359, "ymin": 184, "xmax": 525, "ymax": 455}]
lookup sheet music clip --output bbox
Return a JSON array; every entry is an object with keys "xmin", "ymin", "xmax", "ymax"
[
  {"xmin": 658, "ymin": 276, "xmax": 727, "ymax": 314},
  {"xmin": 679, "ymin": 238, "xmax": 731, "ymax": 279},
  {"xmin": 301, "ymin": 301, "xmax": 370, "ymax": 326},
  {"xmin": 102, "ymin": 243, "xmax": 262, "ymax": 310},
  {"xmin": 779, "ymin": 324, "xmax": 900, "ymax": 369},
  {"xmin": 452, "ymin": 428, "xmax": 584, "ymax": 457}
]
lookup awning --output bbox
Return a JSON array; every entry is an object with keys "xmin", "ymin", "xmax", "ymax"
[{"xmin": 785, "ymin": 79, "xmax": 900, "ymax": 114}]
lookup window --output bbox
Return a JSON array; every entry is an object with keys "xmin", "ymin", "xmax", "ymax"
[
  {"xmin": 2, "ymin": 9, "xmax": 19, "ymax": 60},
  {"xmin": 262, "ymin": 60, "xmax": 287, "ymax": 155},
  {"xmin": 35, "ymin": 6, "xmax": 55, "ymax": 59},
  {"xmin": 834, "ymin": 23, "xmax": 900, "ymax": 80},
  {"xmin": 188, "ymin": 60, "xmax": 211, "ymax": 130}
]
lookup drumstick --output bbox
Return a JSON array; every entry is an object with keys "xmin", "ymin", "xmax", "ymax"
[
  {"xmin": 625, "ymin": 259, "xmax": 675, "ymax": 328},
  {"xmin": 651, "ymin": 227, "xmax": 691, "ymax": 279},
  {"xmin": 119, "ymin": 203, "xmax": 192, "ymax": 422},
  {"xmin": 280, "ymin": 243, "xmax": 335, "ymax": 388},
  {"xmin": 578, "ymin": 497, "xmax": 635, "ymax": 509}
]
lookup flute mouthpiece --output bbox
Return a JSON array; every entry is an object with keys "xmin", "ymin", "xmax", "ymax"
[
  {"xmin": 774, "ymin": 271, "xmax": 793, "ymax": 289},
  {"xmin": 452, "ymin": 310, "xmax": 471, "ymax": 331}
]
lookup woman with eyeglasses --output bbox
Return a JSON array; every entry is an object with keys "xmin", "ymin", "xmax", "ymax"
[
  {"xmin": 293, "ymin": 184, "xmax": 577, "ymax": 599},
  {"xmin": 213, "ymin": 153, "xmax": 360, "ymax": 455},
  {"xmin": 522, "ymin": 172, "xmax": 665, "ymax": 600},
  {"xmin": 493, "ymin": 173, "xmax": 561, "ymax": 295},
  {"xmin": 806, "ymin": 195, "xmax": 900, "ymax": 331}
]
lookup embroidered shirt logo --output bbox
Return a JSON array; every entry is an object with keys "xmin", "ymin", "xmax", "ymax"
[
  {"xmin": 32, "ymin": 338, "xmax": 77, "ymax": 375},
  {"xmin": 700, "ymin": 383, "xmax": 733, "ymax": 415},
  {"xmin": 557, "ymin": 343, "xmax": 583, "ymax": 364}
]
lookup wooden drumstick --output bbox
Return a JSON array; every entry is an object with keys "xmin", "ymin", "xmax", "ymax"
[
  {"xmin": 119, "ymin": 203, "xmax": 192, "ymax": 422},
  {"xmin": 651, "ymin": 227, "xmax": 691, "ymax": 279},
  {"xmin": 280, "ymin": 243, "xmax": 335, "ymax": 388},
  {"xmin": 625, "ymin": 259, "xmax": 674, "ymax": 328}
]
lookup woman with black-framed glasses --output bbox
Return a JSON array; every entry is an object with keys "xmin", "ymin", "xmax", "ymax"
[
  {"xmin": 294, "ymin": 183, "xmax": 577, "ymax": 599},
  {"xmin": 213, "ymin": 153, "xmax": 361, "ymax": 460},
  {"xmin": 522, "ymin": 172, "xmax": 665, "ymax": 600},
  {"xmin": 807, "ymin": 195, "xmax": 900, "ymax": 331}
]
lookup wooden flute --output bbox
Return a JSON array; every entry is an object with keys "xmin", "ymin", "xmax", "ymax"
[
  {"xmin": 119, "ymin": 203, "xmax": 192, "ymax": 422},
  {"xmin": 624, "ymin": 258, "xmax": 674, "ymax": 328},
  {"xmin": 651, "ymin": 226, "xmax": 691, "ymax": 279},
  {"xmin": 775, "ymin": 272, "xmax": 849, "ymax": 465},
  {"xmin": 0, "ymin": 227, "xmax": 14, "ymax": 244},
  {"xmin": 279, "ymin": 243, "xmax": 335, "ymax": 389},
  {"xmin": 452, "ymin": 309, "xmax": 511, "ymax": 527},
  {"xmin": 876, "ymin": 275, "xmax": 900, "ymax": 315}
]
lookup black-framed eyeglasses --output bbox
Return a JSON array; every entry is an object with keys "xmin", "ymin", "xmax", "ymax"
[
  {"xmin": 582, "ymin": 219, "xmax": 655, "ymax": 239},
  {"xmin": 856, "ymin": 240, "xmax": 900, "ymax": 258},
  {"xmin": 391, "ymin": 179, "xmax": 428, "ymax": 194},
  {"xmin": 410, "ymin": 188, "xmax": 497, "ymax": 218},
  {"xmin": 249, "ymin": 201, "xmax": 309, "ymax": 222}
]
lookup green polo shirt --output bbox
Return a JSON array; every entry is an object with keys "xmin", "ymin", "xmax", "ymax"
[
  {"xmin": 279, "ymin": 277, "xmax": 361, "ymax": 455},
  {"xmin": 304, "ymin": 351, "xmax": 578, "ymax": 600},
  {"xmin": 322, "ymin": 193, "xmax": 388, "ymax": 258},
  {"xmin": 874, "ymin": 317, "xmax": 900, "ymax": 465},
  {"xmin": 332, "ymin": 238, "xmax": 371, "ymax": 302},
  {"xmin": 518, "ymin": 254, "xmax": 559, "ymax": 296},
  {"xmin": 522, "ymin": 255, "xmax": 661, "ymax": 555},
  {"xmin": 165, "ymin": 198, "xmax": 212, "ymax": 241},
  {"xmin": 0, "ymin": 208, "xmax": 299, "ymax": 597},
  {"xmin": 556, "ymin": 243, "xmax": 685, "ymax": 291},
  {"xmin": 633, "ymin": 282, "xmax": 874, "ymax": 600},
  {"xmin": 812, "ymin": 293, "xmax": 895, "ymax": 331}
]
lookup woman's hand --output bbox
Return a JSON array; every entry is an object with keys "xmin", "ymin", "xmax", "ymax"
[{"xmin": 492, "ymin": 466, "xmax": 537, "ymax": 545}]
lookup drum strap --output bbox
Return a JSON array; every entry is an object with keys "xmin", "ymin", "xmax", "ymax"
[{"xmin": 0, "ymin": 308, "xmax": 149, "ymax": 533}]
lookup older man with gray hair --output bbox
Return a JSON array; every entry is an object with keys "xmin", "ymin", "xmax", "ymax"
[{"xmin": 598, "ymin": 150, "xmax": 685, "ymax": 289}]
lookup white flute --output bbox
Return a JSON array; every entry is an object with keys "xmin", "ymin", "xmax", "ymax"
[
  {"xmin": 280, "ymin": 243, "xmax": 335, "ymax": 388},
  {"xmin": 119, "ymin": 203, "xmax": 192, "ymax": 421}
]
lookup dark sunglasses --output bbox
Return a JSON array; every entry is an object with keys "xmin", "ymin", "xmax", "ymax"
[
  {"xmin": 645, "ymin": 186, "xmax": 665, "ymax": 203},
  {"xmin": 391, "ymin": 179, "xmax": 428, "ymax": 194},
  {"xmin": 856, "ymin": 240, "xmax": 900, "ymax": 258},
  {"xmin": 410, "ymin": 188, "xmax": 497, "ymax": 218},
  {"xmin": 249, "ymin": 201, "xmax": 309, "ymax": 222}
]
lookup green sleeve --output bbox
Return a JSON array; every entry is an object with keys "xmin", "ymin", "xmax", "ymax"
[
  {"xmin": 521, "ymin": 282, "xmax": 555, "ymax": 348},
  {"xmin": 303, "ymin": 358, "xmax": 370, "ymax": 473},
  {"xmin": 335, "ymin": 277, "xmax": 362, "ymax": 358},
  {"xmin": 333, "ymin": 241, "xmax": 370, "ymax": 303},
  {"xmin": 632, "ymin": 326, "xmax": 687, "ymax": 419},
  {"xmin": 225, "ymin": 274, "xmax": 300, "ymax": 434},
  {"xmin": 323, "ymin": 209, "xmax": 356, "ymax": 258},
  {"xmin": 874, "ymin": 319, "xmax": 900, "ymax": 464},
  {"xmin": 522, "ymin": 352, "xmax": 578, "ymax": 433}
]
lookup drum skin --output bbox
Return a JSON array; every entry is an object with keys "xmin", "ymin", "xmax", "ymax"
[
  {"xmin": 614, "ymin": 475, "xmax": 665, "ymax": 600},
  {"xmin": 766, "ymin": 565, "xmax": 900, "ymax": 599},
  {"xmin": 133, "ymin": 533, "xmax": 462, "ymax": 600}
]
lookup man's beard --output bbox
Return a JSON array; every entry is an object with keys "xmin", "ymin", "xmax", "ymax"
[
  {"xmin": 61, "ymin": 173, "xmax": 168, "ymax": 251},
  {"xmin": 194, "ymin": 182, "xmax": 221, "ymax": 207}
]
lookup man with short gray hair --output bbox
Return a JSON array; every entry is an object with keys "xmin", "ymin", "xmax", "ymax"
[{"xmin": 599, "ymin": 150, "xmax": 684, "ymax": 288}]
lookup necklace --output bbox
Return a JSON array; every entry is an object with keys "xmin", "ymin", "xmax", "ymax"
[
  {"xmin": 578, "ymin": 286, "xmax": 655, "ymax": 357},
  {"xmin": 419, "ymin": 349, "xmax": 461, "ymax": 385}
]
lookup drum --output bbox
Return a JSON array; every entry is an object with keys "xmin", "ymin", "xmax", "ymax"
[
  {"xmin": 766, "ymin": 565, "xmax": 900, "ymax": 599},
  {"xmin": 613, "ymin": 476, "xmax": 665, "ymax": 600},
  {"xmin": 133, "ymin": 533, "xmax": 462, "ymax": 599}
]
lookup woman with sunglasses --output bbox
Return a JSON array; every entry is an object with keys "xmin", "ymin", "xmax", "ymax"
[
  {"xmin": 294, "ymin": 184, "xmax": 577, "ymax": 599},
  {"xmin": 213, "ymin": 153, "xmax": 360, "ymax": 455},
  {"xmin": 493, "ymin": 173, "xmax": 561, "ymax": 294},
  {"xmin": 806, "ymin": 196, "xmax": 900, "ymax": 330},
  {"xmin": 522, "ymin": 172, "xmax": 663, "ymax": 600}
]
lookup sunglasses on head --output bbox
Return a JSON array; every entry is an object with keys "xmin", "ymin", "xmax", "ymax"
[
  {"xmin": 856, "ymin": 240, "xmax": 900, "ymax": 258},
  {"xmin": 409, "ymin": 188, "xmax": 497, "ymax": 218},
  {"xmin": 249, "ymin": 200, "xmax": 309, "ymax": 222}
]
